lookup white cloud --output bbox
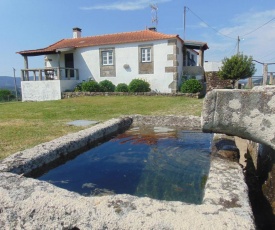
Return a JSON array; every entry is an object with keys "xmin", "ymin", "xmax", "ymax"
[
  {"xmin": 219, "ymin": 9, "xmax": 275, "ymax": 39},
  {"xmin": 80, "ymin": 0, "xmax": 171, "ymax": 11},
  {"xmin": 198, "ymin": 22, "xmax": 208, "ymax": 28},
  {"xmin": 205, "ymin": 9, "xmax": 275, "ymax": 74}
]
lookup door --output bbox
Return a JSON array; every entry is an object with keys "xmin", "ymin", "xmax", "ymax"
[{"xmin": 65, "ymin": 53, "xmax": 74, "ymax": 78}]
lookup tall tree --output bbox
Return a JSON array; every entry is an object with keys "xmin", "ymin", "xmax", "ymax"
[{"xmin": 218, "ymin": 54, "xmax": 256, "ymax": 88}]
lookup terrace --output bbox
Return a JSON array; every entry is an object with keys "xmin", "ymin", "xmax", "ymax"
[{"xmin": 17, "ymin": 50, "xmax": 80, "ymax": 101}]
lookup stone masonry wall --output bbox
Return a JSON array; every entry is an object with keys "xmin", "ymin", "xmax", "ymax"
[
  {"xmin": 62, "ymin": 91, "xmax": 203, "ymax": 99},
  {"xmin": 205, "ymin": 71, "xmax": 232, "ymax": 92}
]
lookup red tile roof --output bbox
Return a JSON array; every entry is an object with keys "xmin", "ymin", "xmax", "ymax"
[{"xmin": 18, "ymin": 30, "xmax": 181, "ymax": 56}]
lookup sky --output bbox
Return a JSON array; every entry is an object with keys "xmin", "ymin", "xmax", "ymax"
[{"xmin": 0, "ymin": 0, "xmax": 275, "ymax": 77}]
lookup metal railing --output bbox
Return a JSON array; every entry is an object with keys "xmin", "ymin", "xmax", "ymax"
[{"xmin": 21, "ymin": 67, "xmax": 79, "ymax": 81}]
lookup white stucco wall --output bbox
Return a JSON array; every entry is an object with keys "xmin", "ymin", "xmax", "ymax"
[
  {"xmin": 46, "ymin": 39, "xmax": 181, "ymax": 93},
  {"xmin": 176, "ymin": 40, "xmax": 184, "ymax": 88},
  {"xmin": 204, "ymin": 61, "xmax": 222, "ymax": 72},
  {"xmin": 21, "ymin": 81, "xmax": 61, "ymax": 101},
  {"xmin": 60, "ymin": 80, "xmax": 79, "ymax": 92}
]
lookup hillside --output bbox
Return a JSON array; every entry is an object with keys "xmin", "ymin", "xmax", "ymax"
[{"xmin": 0, "ymin": 76, "xmax": 21, "ymax": 92}]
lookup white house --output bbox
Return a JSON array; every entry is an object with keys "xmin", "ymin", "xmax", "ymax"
[{"xmin": 18, "ymin": 27, "xmax": 208, "ymax": 101}]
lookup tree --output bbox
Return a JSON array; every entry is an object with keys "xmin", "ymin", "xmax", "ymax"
[{"xmin": 218, "ymin": 54, "xmax": 256, "ymax": 88}]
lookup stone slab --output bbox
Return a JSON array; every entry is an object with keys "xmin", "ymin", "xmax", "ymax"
[
  {"xmin": 67, "ymin": 120, "xmax": 99, "ymax": 127},
  {"xmin": 0, "ymin": 157, "xmax": 254, "ymax": 230},
  {"xmin": 202, "ymin": 87, "xmax": 275, "ymax": 150}
]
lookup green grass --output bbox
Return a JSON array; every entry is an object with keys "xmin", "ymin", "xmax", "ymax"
[{"xmin": 0, "ymin": 96, "xmax": 203, "ymax": 159}]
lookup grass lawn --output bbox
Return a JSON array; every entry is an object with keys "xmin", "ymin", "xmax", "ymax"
[{"xmin": 0, "ymin": 96, "xmax": 203, "ymax": 159}]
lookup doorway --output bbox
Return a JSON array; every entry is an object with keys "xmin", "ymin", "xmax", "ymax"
[{"xmin": 65, "ymin": 53, "xmax": 74, "ymax": 78}]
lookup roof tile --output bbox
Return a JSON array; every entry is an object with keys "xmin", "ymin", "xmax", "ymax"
[{"xmin": 18, "ymin": 30, "xmax": 180, "ymax": 55}]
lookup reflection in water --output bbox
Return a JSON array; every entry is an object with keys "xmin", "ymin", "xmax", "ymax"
[{"xmin": 38, "ymin": 126, "xmax": 212, "ymax": 204}]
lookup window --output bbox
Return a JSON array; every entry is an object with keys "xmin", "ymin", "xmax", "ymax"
[
  {"xmin": 141, "ymin": 48, "xmax": 151, "ymax": 62},
  {"xmin": 102, "ymin": 50, "xmax": 113, "ymax": 65}
]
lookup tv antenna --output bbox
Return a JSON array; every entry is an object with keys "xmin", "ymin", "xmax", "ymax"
[{"xmin": 150, "ymin": 4, "xmax": 158, "ymax": 28}]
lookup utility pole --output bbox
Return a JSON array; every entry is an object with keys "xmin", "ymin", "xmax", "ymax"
[
  {"xmin": 184, "ymin": 6, "xmax": 187, "ymax": 40},
  {"xmin": 263, "ymin": 63, "xmax": 268, "ymax": 86},
  {"xmin": 13, "ymin": 68, "xmax": 18, "ymax": 100},
  {"xmin": 237, "ymin": 36, "xmax": 240, "ymax": 55}
]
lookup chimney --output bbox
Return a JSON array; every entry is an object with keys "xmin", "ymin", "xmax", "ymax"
[
  {"xmin": 148, "ymin": 27, "xmax": 157, "ymax": 32},
  {"xmin": 73, "ymin": 27, "xmax": 82, "ymax": 38}
]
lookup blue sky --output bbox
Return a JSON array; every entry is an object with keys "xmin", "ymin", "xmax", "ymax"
[{"xmin": 1, "ymin": 0, "xmax": 275, "ymax": 77}]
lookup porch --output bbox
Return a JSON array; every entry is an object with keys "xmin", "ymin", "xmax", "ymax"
[
  {"xmin": 18, "ymin": 51, "xmax": 80, "ymax": 101},
  {"xmin": 21, "ymin": 67, "xmax": 79, "ymax": 81}
]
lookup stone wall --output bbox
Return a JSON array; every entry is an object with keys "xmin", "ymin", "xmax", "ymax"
[
  {"xmin": 205, "ymin": 71, "xmax": 232, "ymax": 92},
  {"xmin": 62, "ymin": 91, "xmax": 203, "ymax": 99}
]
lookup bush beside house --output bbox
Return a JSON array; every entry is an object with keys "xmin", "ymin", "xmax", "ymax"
[
  {"xmin": 115, "ymin": 83, "xmax": 129, "ymax": 92},
  {"xmin": 81, "ymin": 81, "xmax": 101, "ymax": 92},
  {"xmin": 128, "ymin": 79, "xmax": 150, "ymax": 92},
  {"xmin": 99, "ymin": 80, "xmax": 115, "ymax": 92},
  {"xmin": 68, "ymin": 78, "xmax": 203, "ymax": 98},
  {"xmin": 180, "ymin": 79, "xmax": 203, "ymax": 93},
  {"xmin": 76, "ymin": 79, "xmax": 151, "ymax": 93}
]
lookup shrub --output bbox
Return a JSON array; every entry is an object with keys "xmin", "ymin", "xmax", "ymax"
[
  {"xmin": 81, "ymin": 81, "xmax": 100, "ymax": 92},
  {"xmin": 180, "ymin": 79, "xmax": 203, "ymax": 93},
  {"xmin": 0, "ymin": 89, "xmax": 14, "ymax": 101},
  {"xmin": 115, "ymin": 83, "xmax": 129, "ymax": 92},
  {"xmin": 128, "ymin": 79, "xmax": 150, "ymax": 92},
  {"xmin": 74, "ymin": 83, "xmax": 82, "ymax": 92},
  {"xmin": 99, "ymin": 80, "xmax": 115, "ymax": 92}
]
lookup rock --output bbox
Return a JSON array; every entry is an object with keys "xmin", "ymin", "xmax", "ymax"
[
  {"xmin": 211, "ymin": 135, "xmax": 240, "ymax": 162},
  {"xmin": 217, "ymin": 150, "xmax": 239, "ymax": 161},
  {"xmin": 202, "ymin": 87, "xmax": 275, "ymax": 150}
]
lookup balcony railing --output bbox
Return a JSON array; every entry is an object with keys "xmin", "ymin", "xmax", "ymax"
[{"xmin": 21, "ymin": 67, "xmax": 79, "ymax": 81}]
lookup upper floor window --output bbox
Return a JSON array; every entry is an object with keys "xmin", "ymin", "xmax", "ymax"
[
  {"xmin": 102, "ymin": 50, "xmax": 113, "ymax": 65},
  {"xmin": 141, "ymin": 48, "xmax": 151, "ymax": 62}
]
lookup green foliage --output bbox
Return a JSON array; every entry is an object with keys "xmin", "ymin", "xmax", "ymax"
[
  {"xmin": 115, "ymin": 83, "xmax": 129, "ymax": 92},
  {"xmin": 0, "ymin": 89, "xmax": 14, "ymax": 101},
  {"xmin": 128, "ymin": 79, "xmax": 150, "ymax": 92},
  {"xmin": 218, "ymin": 54, "xmax": 256, "ymax": 83},
  {"xmin": 81, "ymin": 81, "xmax": 100, "ymax": 92},
  {"xmin": 99, "ymin": 80, "xmax": 116, "ymax": 92},
  {"xmin": 74, "ymin": 83, "xmax": 82, "ymax": 92},
  {"xmin": 180, "ymin": 79, "xmax": 203, "ymax": 93},
  {"xmin": 181, "ymin": 75, "xmax": 196, "ymax": 82}
]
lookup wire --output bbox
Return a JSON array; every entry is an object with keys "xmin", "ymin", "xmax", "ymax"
[
  {"xmin": 241, "ymin": 17, "xmax": 275, "ymax": 37},
  {"xmin": 226, "ymin": 41, "xmax": 238, "ymax": 57},
  {"xmin": 186, "ymin": 6, "xmax": 275, "ymax": 41},
  {"xmin": 253, "ymin": 59, "xmax": 275, "ymax": 65},
  {"xmin": 186, "ymin": 7, "xmax": 236, "ymax": 40}
]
